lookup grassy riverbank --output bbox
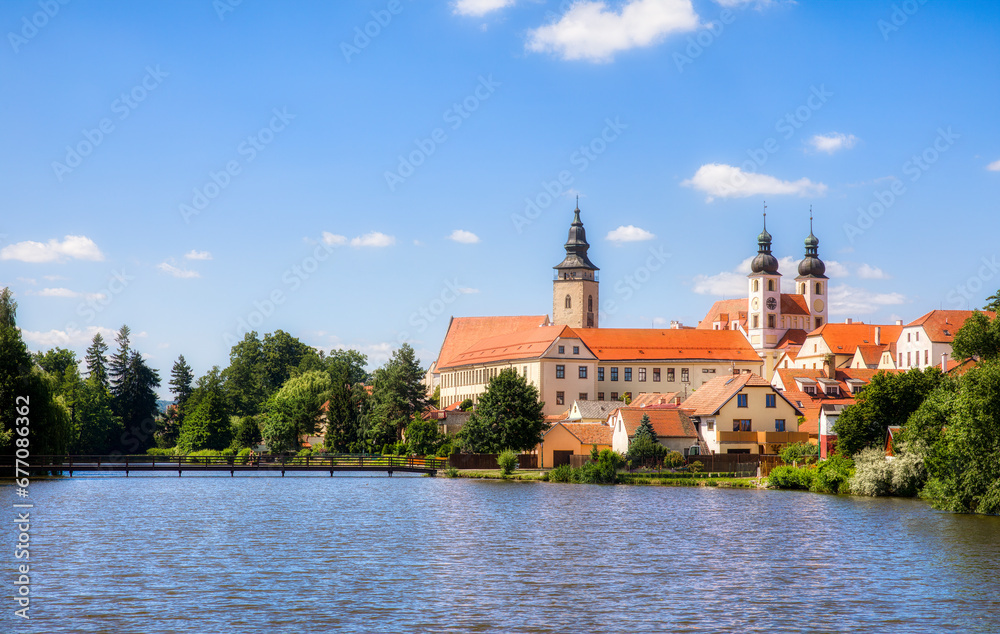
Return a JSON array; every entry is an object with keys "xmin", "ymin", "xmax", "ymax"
[{"xmin": 449, "ymin": 469, "xmax": 763, "ymax": 489}]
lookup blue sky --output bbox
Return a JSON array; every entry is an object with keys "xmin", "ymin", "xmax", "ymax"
[{"xmin": 2, "ymin": 0, "xmax": 998, "ymax": 395}]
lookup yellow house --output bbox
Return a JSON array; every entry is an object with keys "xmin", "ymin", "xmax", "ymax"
[
  {"xmin": 537, "ymin": 422, "xmax": 613, "ymax": 468},
  {"xmin": 681, "ymin": 371, "xmax": 806, "ymax": 454}
]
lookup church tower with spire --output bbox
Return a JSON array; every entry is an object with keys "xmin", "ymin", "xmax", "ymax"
[
  {"xmin": 795, "ymin": 209, "xmax": 828, "ymax": 331},
  {"xmin": 747, "ymin": 208, "xmax": 782, "ymax": 351},
  {"xmin": 553, "ymin": 201, "xmax": 599, "ymax": 328}
]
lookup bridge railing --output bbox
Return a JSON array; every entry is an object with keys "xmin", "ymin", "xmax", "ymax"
[{"xmin": 0, "ymin": 454, "xmax": 450, "ymax": 472}]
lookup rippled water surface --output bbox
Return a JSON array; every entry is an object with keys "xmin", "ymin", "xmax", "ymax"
[{"xmin": 2, "ymin": 474, "xmax": 999, "ymax": 633}]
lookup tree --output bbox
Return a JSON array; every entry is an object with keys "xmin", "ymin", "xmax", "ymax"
[
  {"xmin": 404, "ymin": 414, "xmax": 444, "ymax": 456},
  {"xmin": 951, "ymin": 311, "xmax": 1000, "ymax": 362},
  {"xmin": 367, "ymin": 344, "xmax": 429, "ymax": 447},
  {"xmin": 233, "ymin": 416, "xmax": 262, "ymax": 449},
  {"xmin": 223, "ymin": 332, "xmax": 268, "ymax": 417},
  {"xmin": 634, "ymin": 414, "xmax": 656, "ymax": 442},
  {"xmin": 108, "ymin": 324, "xmax": 132, "ymax": 411},
  {"xmin": 34, "ymin": 348, "xmax": 78, "ymax": 378},
  {"xmin": 834, "ymin": 368, "xmax": 943, "ymax": 456},
  {"xmin": 460, "ymin": 368, "xmax": 546, "ymax": 453},
  {"xmin": 116, "ymin": 351, "xmax": 162, "ymax": 453},
  {"xmin": 626, "ymin": 414, "xmax": 666, "ymax": 467},
  {"xmin": 323, "ymin": 364, "xmax": 367, "ymax": 453},
  {"xmin": 85, "ymin": 333, "xmax": 110, "ymax": 390},
  {"xmin": 262, "ymin": 330, "xmax": 315, "ymax": 392},
  {"xmin": 266, "ymin": 370, "xmax": 332, "ymax": 445},
  {"xmin": 169, "ymin": 355, "xmax": 194, "ymax": 411},
  {"xmin": 984, "ymin": 290, "xmax": 1000, "ymax": 313},
  {"xmin": 178, "ymin": 368, "xmax": 231, "ymax": 451},
  {"xmin": 75, "ymin": 376, "xmax": 122, "ymax": 454}
]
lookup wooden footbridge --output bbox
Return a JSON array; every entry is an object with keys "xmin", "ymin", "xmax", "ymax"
[{"xmin": 3, "ymin": 454, "xmax": 448, "ymax": 477}]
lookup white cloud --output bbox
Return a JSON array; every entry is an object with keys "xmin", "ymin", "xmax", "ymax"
[
  {"xmin": 350, "ymin": 232, "xmax": 396, "ymax": 248},
  {"xmin": 526, "ymin": 0, "xmax": 699, "ymax": 63},
  {"xmin": 857, "ymin": 263, "xmax": 890, "ymax": 280},
  {"xmin": 829, "ymin": 284, "xmax": 905, "ymax": 315},
  {"xmin": 823, "ymin": 260, "xmax": 850, "ymax": 278},
  {"xmin": 42, "ymin": 275, "xmax": 66, "ymax": 281},
  {"xmin": 184, "ymin": 250, "xmax": 213, "ymax": 260},
  {"xmin": 693, "ymin": 255, "xmax": 799, "ymax": 296},
  {"xmin": 21, "ymin": 325, "xmax": 116, "ymax": 349},
  {"xmin": 157, "ymin": 262, "xmax": 200, "ymax": 279},
  {"xmin": 458, "ymin": 287, "xmax": 480, "ymax": 294},
  {"xmin": 448, "ymin": 229, "xmax": 481, "ymax": 244},
  {"xmin": 452, "ymin": 0, "xmax": 514, "ymax": 16},
  {"xmin": 808, "ymin": 132, "xmax": 858, "ymax": 154},
  {"xmin": 0, "ymin": 235, "xmax": 104, "ymax": 263},
  {"xmin": 682, "ymin": 163, "xmax": 827, "ymax": 202},
  {"xmin": 322, "ymin": 232, "xmax": 348, "ymax": 246},
  {"xmin": 987, "ymin": 159, "xmax": 1000, "ymax": 172},
  {"xmin": 17, "ymin": 277, "xmax": 36, "ymax": 285},
  {"xmin": 36, "ymin": 287, "xmax": 107, "ymax": 301},
  {"xmin": 606, "ymin": 225, "xmax": 656, "ymax": 244}
]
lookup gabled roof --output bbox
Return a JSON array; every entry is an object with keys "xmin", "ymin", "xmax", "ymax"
[
  {"xmin": 434, "ymin": 315, "xmax": 550, "ymax": 370},
  {"xmin": 629, "ymin": 392, "xmax": 680, "ymax": 407},
  {"xmin": 550, "ymin": 422, "xmax": 613, "ymax": 446},
  {"xmin": 613, "ymin": 407, "xmax": 698, "ymax": 439},
  {"xmin": 681, "ymin": 372, "xmax": 794, "ymax": 417},
  {"xmin": 574, "ymin": 328, "xmax": 761, "ymax": 362},
  {"xmin": 807, "ymin": 323, "xmax": 904, "ymax": 357},
  {"xmin": 777, "ymin": 329, "xmax": 808, "ymax": 348},
  {"xmin": 772, "ymin": 368, "xmax": 894, "ymax": 435},
  {"xmin": 780, "ymin": 294, "xmax": 811, "ymax": 316},
  {"xmin": 905, "ymin": 310, "xmax": 996, "ymax": 343},
  {"xmin": 438, "ymin": 324, "xmax": 581, "ymax": 369},
  {"xmin": 697, "ymin": 298, "xmax": 748, "ymax": 330},
  {"xmin": 854, "ymin": 344, "xmax": 888, "ymax": 367},
  {"xmin": 570, "ymin": 400, "xmax": 620, "ymax": 421}
]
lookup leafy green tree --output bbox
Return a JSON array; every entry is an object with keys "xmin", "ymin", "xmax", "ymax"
[
  {"xmin": 835, "ymin": 368, "xmax": 942, "ymax": 456},
  {"xmin": 779, "ymin": 441, "xmax": 818, "ymax": 465},
  {"xmin": 404, "ymin": 414, "xmax": 444, "ymax": 455},
  {"xmin": 323, "ymin": 369, "xmax": 367, "ymax": 452},
  {"xmin": 34, "ymin": 347, "xmax": 78, "ymax": 378},
  {"xmin": 75, "ymin": 376, "xmax": 122, "ymax": 454},
  {"xmin": 84, "ymin": 332, "xmax": 110, "ymax": 390},
  {"xmin": 367, "ymin": 344, "xmax": 429, "ymax": 447},
  {"xmin": 169, "ymin": 355, "xmax": 194, "ymax": 411},
  {"xmin": 232, "ymin": 416, "xmax": 262, "ymax": 449},
  {"xmin": 324, "ymin": 348, "xmax": 370, "ymax": 385},
  {"xmin": 460, "ymin": 368, "xmax": 546, "ymax": 453},
  {"xmin": 951, "ymin": 311, "xmax": 1000, "ymax": 362},
  {"xmin": 178, "ymin": 369, "xmax": 231, "ymax": 451},
  {"xmin": 262, "ymin": 329, "xmax": 315, "ymax": 392},
  {"xmin": 222, "ymin": 331, "xmax": 268, "ymax": 417},
  {"xmin": 260, "ymin": 409, "xmax": 299, "ymax": 454}
]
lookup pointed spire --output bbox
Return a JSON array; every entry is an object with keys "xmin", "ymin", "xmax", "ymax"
[{"xmin": 554, "ymin": 203, "xmax": 599, "ymax": 271}]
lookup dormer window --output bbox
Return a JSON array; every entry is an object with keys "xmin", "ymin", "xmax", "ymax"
[{"xmin": 804, "ymin": 386, "xmax": 816, "ymax": 395}]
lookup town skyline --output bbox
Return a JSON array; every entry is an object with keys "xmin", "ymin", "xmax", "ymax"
[{"xmin": 2, "ymin": 1, "xmax": 998, "ymax": 393}]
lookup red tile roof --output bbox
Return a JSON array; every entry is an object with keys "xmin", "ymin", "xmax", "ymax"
[
  {"xmin": 780, "ymin": 294, "xmax": 811, "ymax": 316},
  {"xmin": 772, "ymin": 368, "xmax": 898, "ymax": 435},
  {"xmin": 906, "ymin": 310, "xmax": 996, "ymax": 343},
  {"xmin": 811, "ymin": 323, "xmax": 904, "ymax": 356},
  {"xmin": 680, "ymin": 372, "xmax": 794, "ymax": 417},
  {"xmin": 630, "ymin": 392, "xmax": 680, "ymax": 407},
  {"xmin": 438, "ymin": 324, "xmax": 576, "ymax": 369},
  {"xmin": 434, "ymin": 315, "xmax": 549, "ymax": 370},
  {"xmin": 614, "ymin": 407, "xmax": 698, "ymax": 439},
  {"xmin": 574, "ymin": 328, "xmax": 761, "ymax": 362},
  {"xmin": 557, "ymin": 422, "xmax": 614, "ymax": 446},
  {"xmin": 853, "ymin": 344, "xmax": 887, "ymax": 367},
  {"xmin": 697, "ymin": 299, "xmax": 748, "ymax": 330}
]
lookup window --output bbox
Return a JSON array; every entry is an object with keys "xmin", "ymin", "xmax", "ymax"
[
  {"xmin": 523, "ymin": 366, "xmax": 528, "ymax": 377},
  {"xmin": 558, "ymin": 345, "xmax": 565, "ymax": 354},
  {"xmin": 610, "ymin": 367, "xmax": 619, "ymax": 381},
  {"xmin": 737, "ymin": 394, "xmax": 748, "ymax": 408},
  {"xmin": 899, "ymin": 353, "xmax": 903, "ymax": 367},
  {"xmin": 752, "ymin": 315, "xmax": 760, "ymax": 328},
  {"xmin": 578, "ymin": 366, "xmax": 587, "ymax": 379},
  {"xmin": 598, "ymin": 367, "xmax": 605, "ymax": 381},
  {"xmin": 816, "ymin": 282, "xmax": 823, "ymax": 294},
  {"xmin": 653, "ymin": 368, "xmax": 661, "ymax": 382},
  {"xmin": 768, "ymin": 314, "xmax": 776, "ymax": 328},
  {"xmin": 907, "ymin": 333, "xmax": 911, "ymax": 342},
  {"xmin": 752, "ymin": 279, "xmax": 759, "ymax": 292},
  {"xmin": 588, "ymin": 296, "xmax": 593, "ymax": 312},
  {"xmin": 826, "ymin": 386, "xmax": 839, "ymax": 396},
  {"xmin": 803, "ymin": 386, "xmax": 816, "ymax": 395},
  {"xmin": 815, "ymin": 317, "xmax": 823, "ymax": 328},
  {"xmin": 766, "ymin": 394, "xmax": 776, "ymax": 408},
  {"xmin": 703, "ymin": 368, "xmax": 715, "ymax": 374},
  {"xmin": 565, "ymin": 295, "xmax": 571, "ymax": 309},
  {"xmin": 667, "ymin": 368, "xmax": 675, "ymax": 382},
  {"xmin": 707, "ymin": 419, "xmax": 715, "ymax": 431},
  {"xmin": 768, "ymin": 279, "xmax": 775, "ymax": 291},
  {"xmin": 681, "ymin": 368, "xmax": 689, "ymax": 382},
  {"xmin": 556, "ymin": 364, "xmax": 565, "ymax": 379},
  {"xmin": 916, "ymin": 332, "xmax": 920, "ymax": 342},
  {"xmin": 733, "ymin": 419, "xmax": 751, "ymax": 431},
  {"xmin": 638, "ymin": 368, "xmax": 646, "ymax": 382},
  {"xmin": 610, "ymin": 392, "xmax": 619, "ymax": 401},
  {"xmin": 775, "ymin": 419, "xmax": 786, "ymax": 432},
  {"xmin": 852, "ymin": 385, "xmax": 862, "ymax": 395},
  {"xmin": 624, "ymin": 368, "xmax": 632, "ymax": 381},
  {"xmin": 907, "ymin": 352, "xmax": 911, "ymax": 367},
  {"xmin": 579, "ymin": 393, "xmax": 588, "ymax": 401},
  {"xmin": 925, "ymin": 350, "xmax": 929, "ymax": 365},
  {"xmin": 573, "ymin": 346, "xmax": 580, "ymax": 355},
  {"xmin": 799, "ymin": 282, "xmax": 806, "ymax": 294},
  {"xmin": 597, "ymin": 392, "xmax": 605, "ymax": 401},
  {"xmin": 556, "ymin": 391, "xmax": 565, "ymax": 405}
]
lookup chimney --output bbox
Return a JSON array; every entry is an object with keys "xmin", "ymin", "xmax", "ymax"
[
  {"xmin": 895, "ymin": 320, "xmax": 903, "ymax": 326},
  {"xmin": 875, "ymin": 327, "xmax": 881, "ymax": 346},
  {"xmin": 845, "ymin": 318, "xmax": 853, "ymax": 324},
  {"xmin": 941, "ymin": 353, "xmax": 948, "ymax": 372},
  {"xmin": 824, "ymin": 354, "xmax": 836, "ymax": 380}
]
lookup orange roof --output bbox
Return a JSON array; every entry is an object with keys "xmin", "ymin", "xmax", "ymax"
[
  {"xmin": 439, "ymin": 324, "xmax": 577, "ymax": 369},
  {"xmin": 906, "ymin": 310, "xmax": 996, "ymax": 343},
  {"xmin": 777, "ymin": 329, "xmax": 808, "ymax": 348},
  {"xmin": 854, "ymin": 344, "xmax": 888, "ymax": 367},
  {"xmin": 556, "ymin": 422, "xmax": 614, "ymax": 446},
  {"xmin": 697, "ymin": 298, "xmax": 748, "ymax": 330},
  {"xmin": 812, "ymin": 323, "xmax": 904, "ymax": 356},
  {"xmin": 773, "ymin": 368, "xmax": 897, "ymax": 435},
  {"xmin": 680, "ymin": 372, "xmax": 795, "ymax": 417},
  {"xmin": 434, "ymin": 315, "xmax": 549, "ymax": 370},
  {"xmin": 614, "ymin": 407, "xmax": 698, "ymax": 439},
  {"xmin": 780, "ymin": 294, "xmax": 811, "ymax": 316},
  {"xmin": 630, "ymin": 392, "xmax": 680, "ymax": 407},
  {"xmin": 574, "ymin": 328, "xmax": 761, "ymax": 362},
  {"xmin": 545, "ymin": 410, "xmax": 570, "ymax": 423}
]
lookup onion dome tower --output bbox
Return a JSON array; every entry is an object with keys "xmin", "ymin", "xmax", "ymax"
[
  {"xmin": 553, "ymin": 199, "xmax": 599, "ymax": 328},
  {"xmin": 796, "ymin": 207, "xmax": 828, "ymax": 331}
]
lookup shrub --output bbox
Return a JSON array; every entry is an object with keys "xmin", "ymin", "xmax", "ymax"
[
  {"xmin": 445, "ymin": 466, "xmax": 459, "ymax": 478},
  {"xmin": 435, "ymin": 443, "xmax": 454, "ymax": 458},
  {"xmin": 664, "ymin": 451, "xmax": 686, "ymax": 468},
  {"xmin": 577, "ymin": 449, "xmax": 625, "ymax": 484},
  {"xmin": 626, "ymin": 435, "xmax": 667, "ymax": 468},
  {"xmin": 780, "ymin": 442, "xmax": 818, "ymax": 466},
  {"xmin": 768, "ymin": 465, "xmax": 815, "ymax": 490},
  {"xmin": 549, "ymin": 464, "xmax": 575, "ymax": 483},
  {"xmin": 497, "ymin": 449, "xmax": 518, "ymax": 477},
  {"xmin": 812, "ymin": 454, "xmax": 854, "ymax": 494},
  {"xmin": 890, "ymin": 449, "xmax": 927, "ymax": 497},
  {"xmin": 236, "ymin": 447, "xmax": 253, "ymax": 464},
  {"xmin": 686, "ymin": 460, "xmax": 704, "ymax": 473},
  {"xmin": 146, "ymin": 447, "xmax": 180, "ymax": 457},
  {"xmin": 849, "ymin": 447, "xmax": 893, "ymax": 496}
]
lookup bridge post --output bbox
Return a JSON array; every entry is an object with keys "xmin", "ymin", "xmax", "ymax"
[{"xmin": 69, "ymin": 455, "xmax": 73, "ymax": 478}]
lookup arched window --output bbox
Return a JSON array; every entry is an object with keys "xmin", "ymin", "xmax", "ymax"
[
  {"xmin": 588, "ymin": 295, "xmax": 593, "ymax": 312},
  {"xmin": 752, "ymin": 280, "xmax": 759, "ymax": 292},
  {"xmin": 768, "ymin": 279, "xmax": 775, "ymax": 292},
  {"xmin": 815, "ymin": 282, "xmax": 823, "ymax": 294},
  {"xmin": 565, "ymin": 295, "xmax": 572, "ymax": 309}
]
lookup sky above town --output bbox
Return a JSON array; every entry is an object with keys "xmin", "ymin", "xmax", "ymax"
[{"xmin": 2, "ymin": 0, "xmax": 998, "ymax": 395}]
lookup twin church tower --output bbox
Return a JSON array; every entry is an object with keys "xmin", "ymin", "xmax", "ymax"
[{"xmin": 549, "ymin": 203, "xmax": 828, "ymax": 355}]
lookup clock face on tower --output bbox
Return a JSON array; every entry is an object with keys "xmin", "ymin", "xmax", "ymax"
[
  {"xmin": 766, "ymin": 297, "xmax": 777, "ymax": 310},
  {"xmin": 751, "ymin": 297, "xmax": 759, "ymax": 310}
]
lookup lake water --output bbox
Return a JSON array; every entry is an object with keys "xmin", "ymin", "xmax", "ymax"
[{"xmin": 2, "ymin": 474, "xmax": 999, "ymax": 633}]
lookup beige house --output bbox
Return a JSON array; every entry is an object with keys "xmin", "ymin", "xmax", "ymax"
[
  {"xmin": 682, "ymin": 372, "xmax": 806, "ymax": 454},
  {"xmin": 894, "ymin": 310, "xmax": 994, "ymax": 371},
  {"xmin": 608, "ymin": 407, "xmax": 700, "ymax": 455},
  {"xmin": 788, "ymin": 320, "xmax": 903, "ymax": 371},
  {"xmin": 537, "ymin": 422, "xmax": 613, "ymax": 468}
]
